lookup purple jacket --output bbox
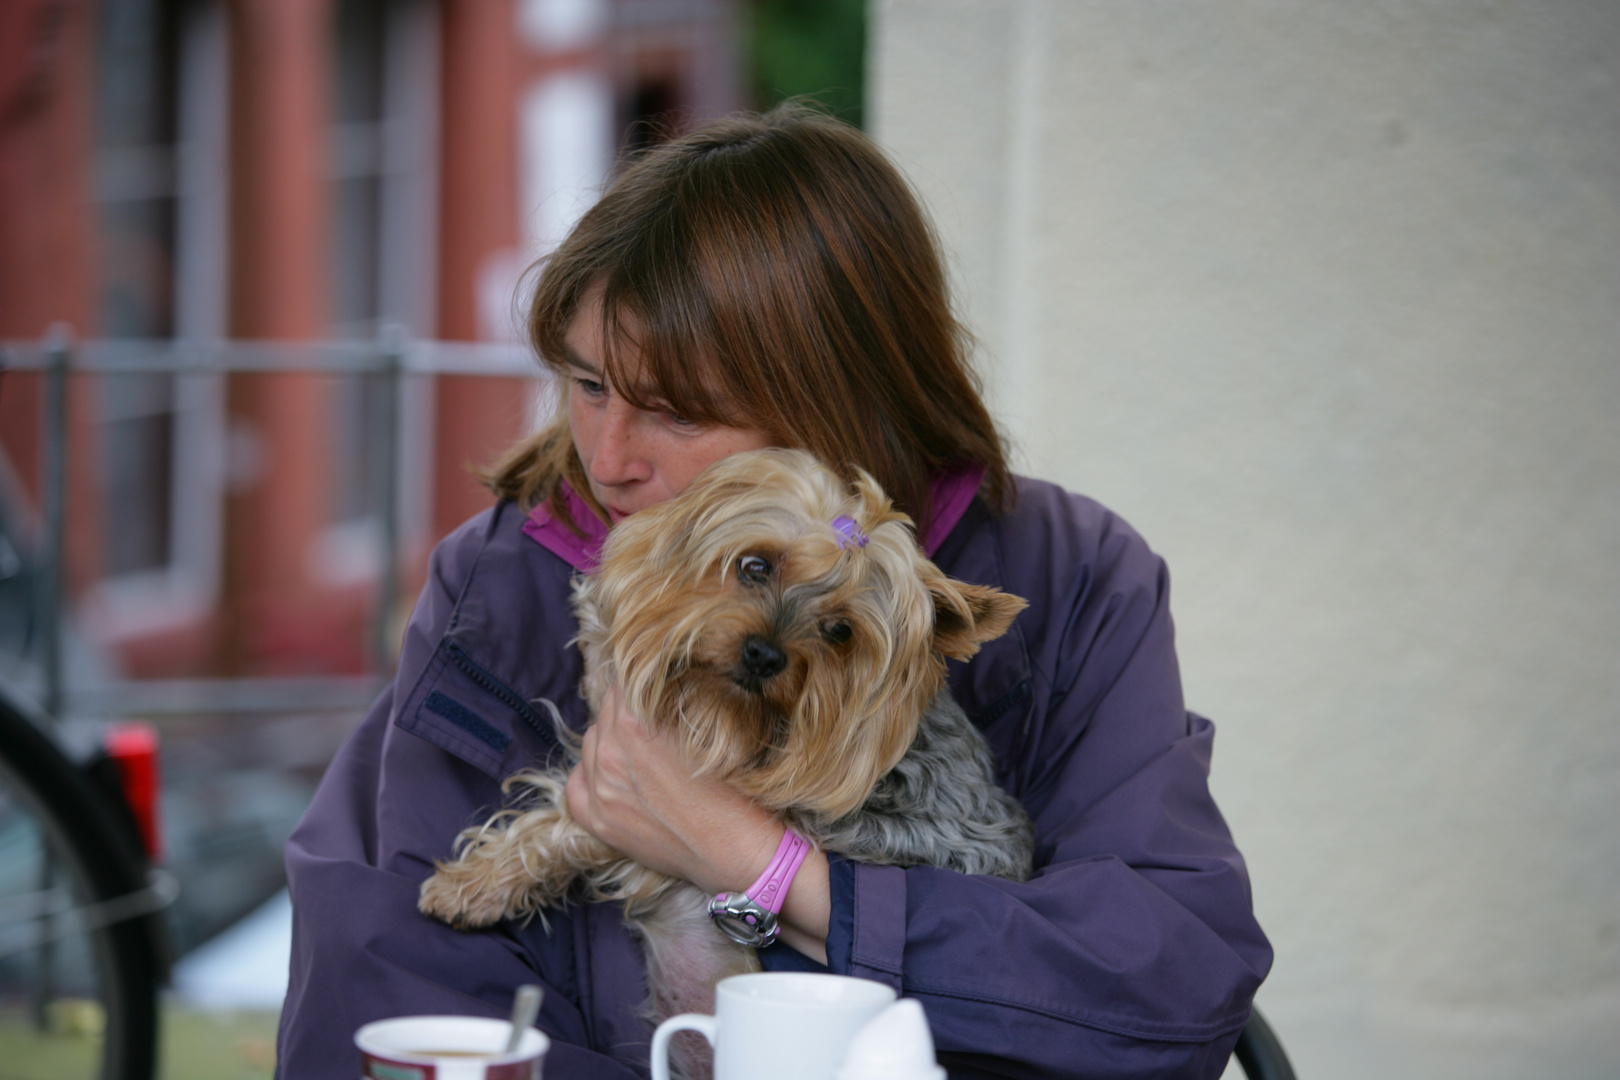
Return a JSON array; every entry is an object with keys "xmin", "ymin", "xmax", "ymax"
[{"xmin": 276, "ymin": 476, "xmax": 1271, "ymax": 1079}]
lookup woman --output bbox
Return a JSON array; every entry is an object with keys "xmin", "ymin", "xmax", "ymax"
[{"xmin": 276, "ymin": 105, "xmax": 1271, "ymax": 1079}]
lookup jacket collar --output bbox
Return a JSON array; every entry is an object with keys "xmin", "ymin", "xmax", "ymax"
[{"xmin": 522, "ymin": 464, "xmax": 986, "ymax": 573}]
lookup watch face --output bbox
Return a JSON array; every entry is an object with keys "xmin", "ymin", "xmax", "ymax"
[{"xmin": 710, "ymin": 895, "xmax": 778, "ymax": 947}]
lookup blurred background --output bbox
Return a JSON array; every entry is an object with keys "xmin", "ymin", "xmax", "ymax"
[
  {"xmin": 1, "ymin": 1, "xmax": 1616, "ymax": 1078},
  {"xmin": 0, "ymin": 0, "xmax": 860, "ymax": 1076}
]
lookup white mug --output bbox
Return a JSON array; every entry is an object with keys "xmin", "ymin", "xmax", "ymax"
[
  {"xmin": 355, "ymin": 1015, "xmax": 549, "ymax": 1080},
  {"xmin": 651, "ymin": 972, "xmax": 897, "ymax": 1080}
]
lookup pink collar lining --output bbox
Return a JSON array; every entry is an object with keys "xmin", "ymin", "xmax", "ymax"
[
  {"xmin": 522, "ymin": 465, "xmax": 986, "ymax": 574},
  {"xmin": 521, "ymin": 483, "xmax": 611, "ymax": 573}
]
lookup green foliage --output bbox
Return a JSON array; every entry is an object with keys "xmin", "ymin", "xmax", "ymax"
[{"xmin": 750, "ymin": 0, "xmax": 867, "ymax": 128}]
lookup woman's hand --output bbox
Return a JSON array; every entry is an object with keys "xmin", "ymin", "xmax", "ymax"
[
  {"xmin": 564, "ymin": 682, "xmax": 773, "ymax": 891},
  {"xmin": 565, "ymin": 683, "xmax": 830, "ymax": 962}
]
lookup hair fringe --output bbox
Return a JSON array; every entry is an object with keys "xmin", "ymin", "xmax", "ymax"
[{"xmin": 483, "ymin": 103, "xmax": 1014, "ymax": 535}]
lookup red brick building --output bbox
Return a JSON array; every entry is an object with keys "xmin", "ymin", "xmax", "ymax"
[{"xmin": 0, "ymin": 0, "xmax": 743, "ymax": 681}]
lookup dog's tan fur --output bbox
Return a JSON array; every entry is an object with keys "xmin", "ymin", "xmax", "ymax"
[{"xmin": 419, "ymin": 449, "xmax": 1025, "ymax": 1068}]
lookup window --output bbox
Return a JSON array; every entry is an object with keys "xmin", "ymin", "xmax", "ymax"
[
  {"xmin": 90, "ymin": 0, "xmax": 228, "ymax": 638},
  {"xmin": 319, "ymin": 0, "xmax": 439, "ymax": 585}
]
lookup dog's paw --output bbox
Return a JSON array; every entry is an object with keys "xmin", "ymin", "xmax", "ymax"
[{"xmin": 418, "ymin": 861, "xmax": 520, "ymax": 930}]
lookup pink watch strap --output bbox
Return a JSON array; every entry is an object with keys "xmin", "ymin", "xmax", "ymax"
[{"xmin": 742, "ymin": 827, "xmax": 812, "ymax": 915}]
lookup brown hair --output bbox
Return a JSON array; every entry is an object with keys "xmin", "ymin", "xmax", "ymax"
[{"xmin": 484, "ymin": 103, "xmax": 1011, "ymax": 537}]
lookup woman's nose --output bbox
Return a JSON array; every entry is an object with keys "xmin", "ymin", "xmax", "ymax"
[{"xmin": 590, "ymin": 401, "xmax": 651, "ymax": 484}]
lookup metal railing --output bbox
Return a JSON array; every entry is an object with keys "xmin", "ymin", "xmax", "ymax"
[{"xmin": 0, "ymin": 328, "xmax": 546, "ymax": 721}]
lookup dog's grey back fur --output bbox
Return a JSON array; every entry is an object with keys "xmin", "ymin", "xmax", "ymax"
[{"xmin": 792, "ymin": 688, "xmax": 1033, "ymax": 880}]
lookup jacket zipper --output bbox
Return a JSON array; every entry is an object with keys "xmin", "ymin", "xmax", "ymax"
[{"xmin": 444, "ymin": 640, "xmax": 562, "ymax": 752}]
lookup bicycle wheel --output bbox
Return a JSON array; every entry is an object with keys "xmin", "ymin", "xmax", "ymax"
[{"xmin": 0, "ymin": 681, "xmax": 165, "ymax": 1080}]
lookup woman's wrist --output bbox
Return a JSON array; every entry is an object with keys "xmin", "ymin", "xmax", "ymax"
[
  {"xmin": 705, "ymin": 819, "xmax": 831, "ymax": 963},
  {"xmin": 774, "ymin": 848, "xmax": 831, "ymax": 964},
  {"xmin": 688, "ymin": 803, "xmax": 783, "ymax": 896}
]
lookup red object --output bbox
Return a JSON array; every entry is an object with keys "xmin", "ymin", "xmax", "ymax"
[{"xmin": 105, "ymin": 722, "xmax": 163, "ymax": 863}]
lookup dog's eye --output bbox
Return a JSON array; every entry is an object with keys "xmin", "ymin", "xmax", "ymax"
[
  {"xmin": 820, "ymin": 619, "xmax": 853, "ymax": 645},
  {"xmin": 737, "ymin": 554, "xmax": 772, "ymax": 585}
]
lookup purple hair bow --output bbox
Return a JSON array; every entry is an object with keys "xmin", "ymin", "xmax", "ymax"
[{"xmin": 831, "ymin": 515, "xmax": 869, "ymax": 550}]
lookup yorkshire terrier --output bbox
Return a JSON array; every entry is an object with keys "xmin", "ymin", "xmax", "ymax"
[{"xmin": 419, "ymin": 448, "xmax": 1032, "ymax": 1050}]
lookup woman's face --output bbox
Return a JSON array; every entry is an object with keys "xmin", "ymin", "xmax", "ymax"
[{"xmin": 564, "ymin": 294, "xmax": 773, "ymax": 523}]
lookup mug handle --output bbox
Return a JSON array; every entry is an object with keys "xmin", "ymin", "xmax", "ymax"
[{"xmin": 651, "ymin": 1013, "xmax": 719, "ymax": 1080}]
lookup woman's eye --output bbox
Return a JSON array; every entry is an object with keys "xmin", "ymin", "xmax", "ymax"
[
  {"xmin": 574, "ymin": 377, "xmax": 605, "ymax": 397},
  {"xmin": 820, "ymin": 620, "xmax": 853, "ymax": 645},
  {"xmin": 648, "ymin": 399, "xmax": 696, "ymax": 428},
  {"xmin": 737, "ymin": 555, "xmax": 772, "ymax": 584}
]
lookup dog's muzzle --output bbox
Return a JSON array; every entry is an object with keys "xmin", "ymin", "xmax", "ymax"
[{"xmin": 734, "ymin": 635, "xmax": 787, "ymax": 688}]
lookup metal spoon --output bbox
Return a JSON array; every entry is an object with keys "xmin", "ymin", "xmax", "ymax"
[{"xmin": 505, "ymin": 984, "xmax": 543, "ymax": 1055}]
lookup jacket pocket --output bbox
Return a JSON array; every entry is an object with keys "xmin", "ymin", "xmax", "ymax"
[{"xmin": 395, "ymin": 638, "xmax": 566, "ymax": 779}]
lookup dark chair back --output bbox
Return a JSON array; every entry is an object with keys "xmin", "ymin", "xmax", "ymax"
[{"xmin": 1233, "ymin": 1008, "xmax": 1296, "ymax": 1080}]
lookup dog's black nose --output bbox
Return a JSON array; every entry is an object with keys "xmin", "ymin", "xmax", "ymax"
[{"xmin": 740, "ymin": 635, "xmax": 787, "ymax": 680}]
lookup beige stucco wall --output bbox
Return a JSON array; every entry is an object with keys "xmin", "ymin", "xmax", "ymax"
[{"xmin": 870, "ymin": 2, "xmax": 1620, "ymax": 1077}]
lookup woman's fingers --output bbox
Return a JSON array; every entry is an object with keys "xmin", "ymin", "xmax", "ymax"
[
  {"xmin": 564, "ymin": 683, "xmax": 830, "ymax": 958},
  {"xmin": 563, "ymin": 731, "xmax": 600, "ymax": 833},
  {"xmin": 566, "ymin": 684, "xmax": 781, "ymax": 893}
]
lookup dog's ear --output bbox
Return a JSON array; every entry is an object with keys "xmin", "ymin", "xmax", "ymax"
[{"xmin": 927, "ymin": 569, "xmax": 1028, "ymax": 660}]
